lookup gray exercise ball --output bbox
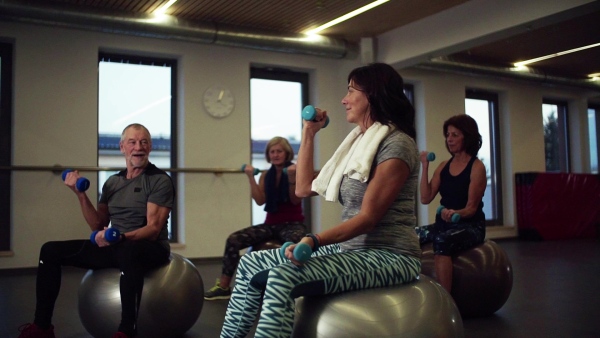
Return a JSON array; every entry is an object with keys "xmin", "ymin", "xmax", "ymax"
[
  {"xmin": 421, "ymin": 239, "xmax": 513, "ymax": 318},
  {"xmin": 78, "ymin": 253, "xmax": 204, "ymax": 338},
  {"xmin": 292, "ymin": 274, "xmax": 464, "ymax": 338}
]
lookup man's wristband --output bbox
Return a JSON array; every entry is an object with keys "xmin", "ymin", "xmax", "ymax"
[
  {"xmin": 305, "ymin": 233, "xmax": 320, "ymax": 252},
  {"xmin": 120, "ymin": 233, "xmax": 127, "ymax": 242}
]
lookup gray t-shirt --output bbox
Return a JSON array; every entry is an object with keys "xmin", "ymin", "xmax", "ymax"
[
  {"xmin": 339, "ymin": 130, "xmax": 421, "ymax": 259},
  {"xmin": 99, "ymin": 163, "xmax": 174, "ymax": 250}
]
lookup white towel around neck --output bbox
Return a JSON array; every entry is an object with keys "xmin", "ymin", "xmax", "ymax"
[{"xmin": 312, "ymin": 122, "xmax": 393, "ymax": 202}]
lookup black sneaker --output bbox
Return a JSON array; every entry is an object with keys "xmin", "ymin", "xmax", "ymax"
[{"xmin": 204, "ymin": 279, "xmax": 232, "ymax": 300}]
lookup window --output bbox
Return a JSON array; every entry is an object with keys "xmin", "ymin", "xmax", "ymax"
[
  {"xmin": 98, "ymin": 52, "xmax": 178, "ymax": 240},
  {"xmin": 542, "ymin": 100, "xmax": 569, "ymax": 172},
  {"xmin": 465, "ymin": 90, "xmax": 503, "ymax": 225},
  {"xmin": 0, "ymin": 41, "xmax": 13, "ymax": 251},
  {"xmin": 249, "ymin": 67, "xmax": 308, "ymax": 227},
  {"xmin": 589, "ymin": 105, "xmax": 599, "ymax": 174}
]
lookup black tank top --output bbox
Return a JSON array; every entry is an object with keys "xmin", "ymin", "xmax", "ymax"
[{"xmin": 438, "ymin": 156, "xmax": 485, "ymax": 223}]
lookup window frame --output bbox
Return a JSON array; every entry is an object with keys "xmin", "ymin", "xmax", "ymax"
[
  {"xmin": 466, "ymin": 89, "xmax": 503, "ymax": 226},
  {"xmin": 542, "ymin": 99, "xmax": 570, "ymax": 172},
  {"xmin": 250, "ymin": 67, "xmax": 310, "ymax": 106},
  {"xmin": 249, "ymin": 66, "xmax": 310, "ymax": 230},
  {"xmin": 97, "ymin": 52, "xmax": 179, "ymax": 242},
  {"xmin": 0, "ymin": 41, "xmax": 13, "ymax": 251}
]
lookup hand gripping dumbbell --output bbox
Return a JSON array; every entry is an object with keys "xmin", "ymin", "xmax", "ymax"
[
  {"xmin": 61, "ymin": 169, "xmax": 90, "ymax": 192},
  {"xmin": 280, "ymin": 241, "xmax": 312, "ymax": 263},
  {"xmin": 241, "ymin": 164, "xmax": 260, "ymax": 176},
  {"xmin": 90, "ymin": 228, "xmax": 121, "ymax": 246},
  {"xmin": 436, "ymin": 205, "xmax": 461, "ymax": 223},
  {"xmin": 302, "ymin": 105, "xmax": 330, "ymax": 128}
]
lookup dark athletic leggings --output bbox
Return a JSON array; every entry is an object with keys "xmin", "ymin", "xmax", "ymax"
[
  {"xmin": 34, "ymin": 239, "xmax": 169, "ymax": 336},
  {"xmin": 416, "ymin": 220, "xmax": 486, "ymax": 256},
  {"xmin": 221, "ymin": 222, "xmax": 306, "ymax": 277}
]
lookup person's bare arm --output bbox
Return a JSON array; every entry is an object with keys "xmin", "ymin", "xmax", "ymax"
[{"xmin": 120, "ymin": 202, "xmax": 171, "ymax": 241}]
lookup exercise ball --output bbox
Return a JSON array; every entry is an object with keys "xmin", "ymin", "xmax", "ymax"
[
  {"xmin": 421, "ymin": 239, "xmax": 513, "ymax": 318},
  {"xmin": 253, "ymin": 239, "xmax": 283, "ymax": 251},
  {"xmin": 292, "ymin": 274, "xmax": 464, "ymax": 338},
  {"xmin": 247, "ymin": 239, "xmax": 283, "ymax": 254},
  {"xmin": 78, "ymin": 253, "xmax": 204, "ymax": 338}
]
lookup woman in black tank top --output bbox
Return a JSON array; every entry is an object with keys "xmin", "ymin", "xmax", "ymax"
[{"xmin": 417, "ymin": 114, "xmax": 487, "ymax": 293}]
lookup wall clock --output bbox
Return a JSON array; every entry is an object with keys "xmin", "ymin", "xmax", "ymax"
[{"xmin": 203, "ymin": 85, "xmax": 235, "ymax": 118}]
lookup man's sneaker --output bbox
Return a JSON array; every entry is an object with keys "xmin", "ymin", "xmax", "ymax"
[
  {"xmin": 17, "ymin": 323, "xmax": 56, "ymax": 338},
  {"xmin": 204, "ymin": 279, "xmax": 231, "ymax": 300}
]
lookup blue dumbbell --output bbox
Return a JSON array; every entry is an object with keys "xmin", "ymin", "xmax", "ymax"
[
  {"xmin": 436, "ymin": 205, "xmax": 461, "ymax": 223},
  {"xmin": 90, "ymin": 228, "xmax": 121, "ymax": 246},
  {"xmin": 241, "ymin": 164, "xmax": 260, "ymax": 176},
  {"xmin": 62, "ymin": 169, "xmax": 90, "ymax": 192},
  {"xmin": 427, "ymin": 152, "xmax": 436, "ymax": 162},
  {"xmin": 280, "ymin": 241, "xmax": 312, "ymax": 263},
  {"xmin": 302, "ymin": 105, "xmax": 329, "ymax": 128}
]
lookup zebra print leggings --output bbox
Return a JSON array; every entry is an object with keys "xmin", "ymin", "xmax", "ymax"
[{"xmin": 220, "ymin": 244, "xmax": 421, "ymax": 338}]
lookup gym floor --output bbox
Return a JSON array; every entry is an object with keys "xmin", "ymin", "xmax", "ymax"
[{"xmin": 1, "ymin": 237, "xmax": 599, "ymax": 338}]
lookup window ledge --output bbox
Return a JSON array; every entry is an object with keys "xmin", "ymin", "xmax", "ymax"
[
  {"xmin": 486, "ymin": 225, "xmax": 518, "ymax": 240},
  {"xmin": 0, "ymin": 251, "xmax": 15, "ymax": 257}
]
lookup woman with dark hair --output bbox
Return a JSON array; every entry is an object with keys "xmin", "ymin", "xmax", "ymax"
[
  {"xmin": 204, "ymin": 136, "xmax": 307, "ymax": 301},
  {"xmin": 220, "ymin": 62, "xmax": 421, "ymax": 337},
  {"xmin": 417, "ymin": 114, "xmax": 487, "ymax": 292}
]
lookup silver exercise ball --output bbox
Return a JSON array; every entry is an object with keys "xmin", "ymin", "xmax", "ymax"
[
  {"xmin": 421, "ymin": 239, "xmax": 513, "ymax": 318},
  {"xmin": 78, "ymin": 253, "xmax": 204, "ymax": 338},
  {"xmin": 292, "ymin": 274, "xmax": 464, "ymax": 338}
]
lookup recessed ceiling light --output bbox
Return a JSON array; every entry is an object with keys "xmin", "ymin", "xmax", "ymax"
[
  {"xmin": 514, "ymin": 42, "xmax": 600, "ymax": 67},
  {"xmin": 304, "ymin": 0, "xmax": 389, "ymax": 35},
  {"xmin": 154, "ymin": 0, "xmax": 178, "ymax": 15}
]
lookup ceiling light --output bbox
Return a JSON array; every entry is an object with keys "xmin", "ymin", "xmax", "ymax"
[
  {"xmin": 154, "ymin": 0, "xmax": 178, "ymax": 15},
  {"xmin": 514, "ymin": 42, "xmax": 600, "ymax": 67},
  {"xmin": 589, "ymin": 73, "xmax": 600, "ymax": 81},
  {"xmin": 304, "ymin": 0, "xmax": 389, "ymax": 35}
]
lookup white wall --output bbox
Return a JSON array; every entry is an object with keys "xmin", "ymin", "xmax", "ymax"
[
  {"xmin": 1, "ymin": 21, "xmax": 354, "ymax": 268},
  {"xmin": 1, "ymin": 19, "xmax": 599, "ymax": 269}
]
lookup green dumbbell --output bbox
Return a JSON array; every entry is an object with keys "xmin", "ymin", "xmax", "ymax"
[
  {"xmin": 280, "ymin": 241, "xmax": 312, "ymax": 263},
  {"xmin": 437, "ymin": 205, "xmax": 460, "ymax": 223},
  {"xmin": 241, "ymin": 164, "xmax": 260, "ymax": 176},
  {"xmin": 302, "ymin": 105, "xmax": 329, "ymax": 128}
]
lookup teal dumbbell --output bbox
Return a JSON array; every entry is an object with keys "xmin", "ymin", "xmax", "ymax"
[
  {"xmin": 280, "ymin": 241, "xmax": 312, "ymax": 263},
  {"xmin": 241, "ymin": 164, "xmax": 260, "ymax": 176},
  {"xmin": 436, "ymin": 205, "xmax": 460, "ymax": 223},
  {"xmin": 302, "ymin": 105, "xmax": 329, "ymax": 128},
  {"xmin": 61, "ymin": 169, "xmax": 90, "ymax": 192},
  {"xmin": 90, "ymin": 228, "xmax": 121, "ymax": 246},
  {"xmin": 427, "ymin": 152, "xmax": 436, "ymax": 162}
]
